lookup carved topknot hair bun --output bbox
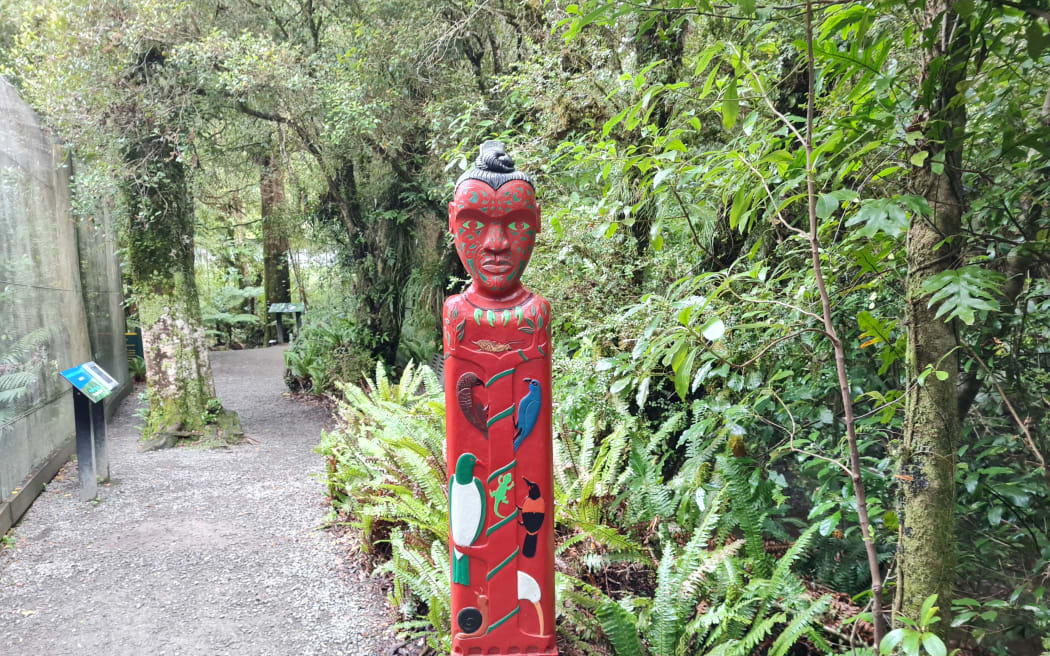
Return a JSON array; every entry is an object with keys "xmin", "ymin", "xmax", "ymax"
[
  {"xmin": 477, "ymin": 140, "xmax": 515, "ymax": 173},
  {"xmin": 456, "ymin": 140, "xmax": 533, "ymax": 191}
]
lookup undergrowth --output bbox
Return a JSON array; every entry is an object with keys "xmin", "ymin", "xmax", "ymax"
[{"xmin": 317, "ymin": 361, "xmax": 849, "ymax": 654}]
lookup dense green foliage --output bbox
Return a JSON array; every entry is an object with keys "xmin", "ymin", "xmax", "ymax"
[
  {"xmin": 319, "ymin": 363, "xmax": 843, "ymax": 654},
  {"xmin": 4, "ymin": 0, "xmax": 1049, "ymax": 652}
]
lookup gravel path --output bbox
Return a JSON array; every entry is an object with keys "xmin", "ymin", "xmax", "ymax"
[{"xmin": 0, "ymin": 346, "xmax": 393, "ymax": 655}]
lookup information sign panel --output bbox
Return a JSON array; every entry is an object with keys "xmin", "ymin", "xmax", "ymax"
[
  {"xmin": 267, "ymin": 303, "xmax": 304, "ymax": 313},
  {"xmin": 60, "ymin": 361, "xmax": 120, "ymax": 403}
]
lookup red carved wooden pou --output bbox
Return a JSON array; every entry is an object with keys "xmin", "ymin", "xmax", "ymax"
[{"xmin": 443, "ymin": 142, "xmax": 556, "ymax": 655}]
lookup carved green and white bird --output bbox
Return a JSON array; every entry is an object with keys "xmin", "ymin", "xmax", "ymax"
[{"xmin": 449, "ymin": 453, "xmax": 486, "ymax": 585}]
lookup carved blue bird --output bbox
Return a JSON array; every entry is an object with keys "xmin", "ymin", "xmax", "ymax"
[{"xmin": 513, "ymin": 378, "xmax": 542, "ymax": 452}]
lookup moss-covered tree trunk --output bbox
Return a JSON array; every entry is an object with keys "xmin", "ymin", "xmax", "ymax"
[
  {"xmin": 261, "ymin": 153, "xmax": 290, "ymax": 344},
  {"xmin": 898, "ymin": 0, "xmax": 970, "ymax": 626},
  {"xmin": 126, "ymin": 135, "xmax": 240, "ymax": 448}
]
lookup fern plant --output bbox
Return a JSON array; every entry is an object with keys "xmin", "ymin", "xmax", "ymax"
[
  {"xmin": 317, "ymin": 360, "xmax": 451, "ymax": 649},
  {"xmin": 284, "ymin": 309, "xmax": 375, "ymax": 392},
  {"xmin": 318, "ymin": 361, "xmax": 839, "ymax": 654},
  {"xmin": 595, "ymin": 468, "xmax": 833, "ymax": 656}
]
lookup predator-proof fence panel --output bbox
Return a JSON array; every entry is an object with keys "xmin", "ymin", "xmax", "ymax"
[
  {"xmin": 75, "ymin": 168, "xmax": 129, "ymax": 413},
  {"xmin": 0, "ymin": 79, "xmax": 127, "ymax": 501}
]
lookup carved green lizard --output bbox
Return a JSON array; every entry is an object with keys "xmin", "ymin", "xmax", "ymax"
[{"xmin": 490, "ymin": 472, "xmax": 515, "ymax": 519}]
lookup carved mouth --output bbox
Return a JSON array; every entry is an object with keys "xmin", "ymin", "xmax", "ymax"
[{"xmin": 480, "ymin": 258, "xmax": 513, "ymax": 274}]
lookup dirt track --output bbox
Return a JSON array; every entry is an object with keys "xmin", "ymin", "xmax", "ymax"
[{"xmin": 0, "ymin": 346, "xmax": 392, "ymax": 655}]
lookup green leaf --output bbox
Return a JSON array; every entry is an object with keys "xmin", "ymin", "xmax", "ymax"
[
  {"xmin": 934, "ymin": 370, "xmax": 948, "ymax": 381},
  {"xmin": 701, "ymin": 317, "xmax": 726, "ymax": 341},
  {"xmin": 951, "ymin": 610, "xmax": 978, "ymax": 627},
  {"xmin": 729, "ymin": 186, "xmax": 749, "ymax": 230},
  {"xmin": 846, "ymin": 197, "xmax": 910, "ymax": 238},
  {"xmin": 652, "ymin": 167, "xmax": 674, "ymax": 190},
  {"xmin": 816, "ymin": 193, "xmax": 839, "ymax": 219},
  {"xmin": 919, "ymin": 266, "xmax": 1005, "ymax": 325},
  {"xmin": 922, "ymin": 633, "xmax": 947, "ymax": 656},
  {"xmin": 857, "ymin": 310, "xmax": 897, "ymax": 347},
  {"xmin": 595, "ymin": 358, "xmax": 616, "ymax": 372},
  {"xmin": 902, "ymin": 630, "xmax": 922, "ymax": 656},
  {"xmin": 1026, "ymin": 21, "xmax": 1049, "ymax": 60},
  {"xmin": 919, "ymin": 594, "xmax": 938, "ymax": 626},
  {"xmin": 819, "ymin": 511, "xmax": 840, "ymax": 536},
  {"xmin": 910, "ymin": 150, "xmax": 929, "ymax": 167},
  {"xmin": 722, "ymin": 78, "xmax": 739, "ymax": 130},
  {"xmin": 880, "ymin": 628, "xmax": 906, "ymax": 654},
  {"xmin": 636, "ymin": 376, "xmax": 651, "ymax": 408},
  {"xmin": 603, "ymin": 107, "xmax": 629, "ymax": 136},
  {"xmin": 987, "ymin": 505, "xmax": 1003, "ymax": 526},
  {"xmin": 563, "ymin": 4, "xmax": 612, "ymax": 41},
  {"xmin": 674, "ymin": 349, "xmax": 698, "ymax": 400}
]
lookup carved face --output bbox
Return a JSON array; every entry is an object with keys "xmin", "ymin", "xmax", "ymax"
[{"xmin": 449, "ymin": 179, "xmax": 539, "ymax": 298}]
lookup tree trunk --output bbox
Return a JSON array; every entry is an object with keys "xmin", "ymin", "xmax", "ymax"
[
  {"xmin": 125, "ymin": 136, "xmax": 240, "ymax": 448},
  {"xmin": 261, "ymin": 153, "xmax": 291, "ymax": 344},
  {"xmin": 898, "ymin": 0, "xmax": 970, "ymax": 627}
]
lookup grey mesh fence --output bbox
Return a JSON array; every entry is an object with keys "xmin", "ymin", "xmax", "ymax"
[
  {"xmin": 0, "ymin": 78, "xmax": 129, "ymax": 501},
  {"xmin": 75, "ymin": 167, "xmax": 129, "ymax": 399}
]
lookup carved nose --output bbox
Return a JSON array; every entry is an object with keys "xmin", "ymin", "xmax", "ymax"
[{"xmin": 483, "ymin": 223, "xmax": 510, "ymax": 251}]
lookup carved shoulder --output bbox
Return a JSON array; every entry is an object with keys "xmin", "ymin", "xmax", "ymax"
[{"xmin": 443, "ymin": 294, "xmax": 470, "ymax": 353}]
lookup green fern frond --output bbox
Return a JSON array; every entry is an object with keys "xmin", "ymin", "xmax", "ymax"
[
  {"xmin": 735, "ymin": 611, "xmax": 784, "ymax": 654},
  {"xmin": 770, "ymin": 524, "xmax": 820, "ymax": 592},
  {"xmin": 597, "ymin": 599, "xmax": 645, "ymax": 656},
  {"xmin": 768, "ymin": 595, "xmax": 830, "ymax": 656},
  {"xmin": 571, "ymin": 519, "xmax": 646, "ymax": 556}
]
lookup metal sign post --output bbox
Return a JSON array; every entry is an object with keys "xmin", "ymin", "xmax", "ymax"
[
  {"xmin": 268, "ymin": 303, "xmax": 305, "ymax": 344},
  {"xmin": 61, "ymin": 362, "xmax": 118, "ymax": 501}
]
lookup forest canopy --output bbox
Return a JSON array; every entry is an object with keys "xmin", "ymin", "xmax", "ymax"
[{"xmin": 1, "ymin": 0, "xmax": 1048, "ymax": 653}]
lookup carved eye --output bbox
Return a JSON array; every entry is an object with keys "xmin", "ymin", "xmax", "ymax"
[{"xmin": 473, "ymin": 220, "xmax": 485, "ymax": 230}]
